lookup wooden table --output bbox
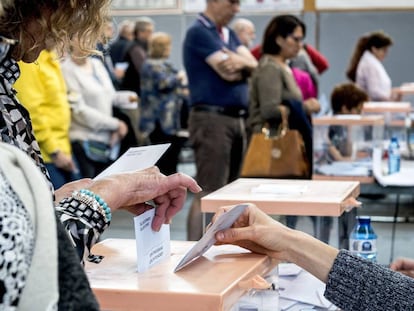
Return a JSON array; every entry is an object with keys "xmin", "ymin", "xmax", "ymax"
[{"xmin": 85, "ymin": 239, "xmax": 278, "ymax": 311}]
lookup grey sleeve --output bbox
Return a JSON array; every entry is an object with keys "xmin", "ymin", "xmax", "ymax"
[{"xmin": 325, "ymin": 250, "xmax": 414, "ymax": 311}]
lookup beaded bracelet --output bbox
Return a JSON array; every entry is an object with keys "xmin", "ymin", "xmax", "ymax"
[
  {"xmin": 80, "ymin": 189, "xmax": 111, "ymax": 222},
  {"xmin": 72, "ymin": 189, "xmax": 112, "ymax": 222}
]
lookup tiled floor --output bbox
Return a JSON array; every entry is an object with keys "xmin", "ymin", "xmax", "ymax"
[{"xmin": 102, "ymin": 154, "xmax": 414, "ymax": 265}]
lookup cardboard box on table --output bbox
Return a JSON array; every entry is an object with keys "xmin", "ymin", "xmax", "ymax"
[
  {"xmin": 85, "ymin": 239, "xmax": 278, "ymax": 311},
  {"xmin": 394, "ymin": 83, "xmax": 414, "ymax": 118},
  {"xmin": 398, "ymin": 82, "xmax": 414, "ymax": 97},
  {"xmin": 201, "ymin": 178, "xmax": 360, "ymax": 217},
  {"xmin": 312, "ymin": 115, "xmax": 384, "ymax": 183}
]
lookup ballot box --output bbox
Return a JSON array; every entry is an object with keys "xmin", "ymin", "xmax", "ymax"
[
  {"xmin": 85, "ymin": 239, "xmax": 278, "ymax": 311},
  {"xmin": 312, "ymin": 115, "xmax": 384, "ymax": 182},
  {"xmin": 362, "ymin": 101, "xmax": 412, "ymax": 141},
  {"xmin": 201, "ymin": 178, "xmax": 360, "ymax": 217}
]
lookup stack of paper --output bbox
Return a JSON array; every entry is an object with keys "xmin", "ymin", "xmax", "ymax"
[
  {"xmin": 278, "ymin": 263, "xmax": 339, "ymax": 310},
  {"xmin": 315, "ymin": 161, "xmax": 371, "ymax": 176}
]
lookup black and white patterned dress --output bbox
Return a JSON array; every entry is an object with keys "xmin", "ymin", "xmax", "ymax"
[
  {"xmin": 0, "ymin": 38, "xmax": 105, "ymax": 309},
  {"xmin": 0, "ymin": 171, "xmax": 34, "ymax": 310},
  {"xmin": 0, "ymin": 43, "xmax": 51, "ymax": 187}
]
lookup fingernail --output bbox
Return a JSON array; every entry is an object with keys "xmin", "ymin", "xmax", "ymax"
[
  {"xmin": 217, "ymin": 232, "xmax": 224, "ymax": 240},
  {"xmin": 152, "ymin": 220, "xmax": 161, "ymax": 232}
]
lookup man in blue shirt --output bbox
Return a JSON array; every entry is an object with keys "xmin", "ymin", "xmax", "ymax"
[{"xmin": 183, "ymin": 0, "xmax": 257, "ymax": 240}]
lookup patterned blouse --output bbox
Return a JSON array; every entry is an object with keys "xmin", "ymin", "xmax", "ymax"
[
  {"xmin": 140, "ymin": 58, "xmax": 187, "ymax": 137},
  {"xmin": 0, "ymin": 171, "xmax": 34, "ymax": 310},
  {"xmin": 0, "ymin": 38, "xmax": 107, "ymax": 308},
  {"xmin": 0, "ymin": 42, "xmax": 51, "ymax": 184}
]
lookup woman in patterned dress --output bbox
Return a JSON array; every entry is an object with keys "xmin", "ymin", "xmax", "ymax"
[{"xmin": 0, "ymin": 1, "xmax": 201, "ymax": 309}]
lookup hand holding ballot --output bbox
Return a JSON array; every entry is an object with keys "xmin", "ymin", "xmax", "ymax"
[
  {"xmin": 88, "ymin": 166, "xmax": 201, "ymax": 230},
  {"xmin": 54, "ymin": 144, "xmax": 202, "ymax": 231},
  {"xmin": 212, "ymin": 204, "xmax": 414, "ymax": 310},
  {"xmin": 213, "ymin": 204, "xmax": 298, "ymax": 261}
]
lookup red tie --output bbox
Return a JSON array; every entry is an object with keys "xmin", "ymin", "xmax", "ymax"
[{"xmin": 217, "ymin": 26, "xmax": 224, "ymax": 42}]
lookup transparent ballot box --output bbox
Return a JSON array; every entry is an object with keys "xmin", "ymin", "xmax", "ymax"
[
  {"xmin": 313, "ymin": 115, "xmax": 384, "ymax": 181},
  {"xmin": 362, "ymin": 101, "xmax": 412, "ymax": 142}
]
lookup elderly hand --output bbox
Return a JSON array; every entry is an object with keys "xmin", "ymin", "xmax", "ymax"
[
  {"xmin": 54, "ymin": 178, "xmax": 93, "ymax": 204},
  {"xmin": 86, "ymin": 167, "xmax": 202, "ymax": 231}
]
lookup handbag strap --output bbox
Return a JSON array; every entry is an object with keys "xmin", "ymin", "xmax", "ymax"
[
  {"xmin": 262, "ymin": 105, "xmax": 289, "ymax": 138},
  {"xmin": 280, "ymin": 105, "xmax": 289, "ymax": 134}
]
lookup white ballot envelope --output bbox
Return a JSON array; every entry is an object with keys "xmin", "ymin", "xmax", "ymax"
[
  {"xmin": 174, "ymin": 204, "xmax": 249, "ymax": 272},
  {"xmin": 134, "ymin": 208, "xmax": 170, "ymax": 273},
  {"xmin": 94, "ymin": 143, "xmax": 170, "ymax": 180}
]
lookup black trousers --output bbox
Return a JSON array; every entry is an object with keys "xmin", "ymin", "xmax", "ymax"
[{"xmin": 149, "ymin": 123, "xmax": 186, "ymax": 176}]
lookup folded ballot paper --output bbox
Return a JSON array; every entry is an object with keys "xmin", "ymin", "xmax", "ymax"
[
  {"xmin": 134, "ymin": 208, "xmax": 170, "ymax": 273},
  {"xmin": 174, "ymin": 204, "xmax": 249, "ymax": 272},
  {"xmin": 94, "ymin": 143, "xmax": 170, "ymax": 180}
]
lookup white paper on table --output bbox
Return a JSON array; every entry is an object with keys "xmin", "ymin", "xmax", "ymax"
[
  {"xmin": 279, "ymin": 297, "xmax": 298, "ymax": 310},
  {"xmin": 373, "ymin": 148, "xmax": 414, "ymax": 186},
  {"xmin": 134, "ymin": 208, "xmax": 170, "ymax": 273},
  {"xmin": 316, "ymin": 161, "xmax": 371, "ymax": 177},
  {"xmin": 279, "ymin": 270, "xmax": 332, "ymax": 309},
  {"xmin": 94, "ymin": 143, "xmax": 170, "ymax": 180},
  {"xmin": 283, "ymin": 301, "xmax": 317, "ymax": 310},
  {"xmin": 251, "ymin": 184, "xmax": 308, "ymax": 195},
  {"xmin": 279, "ymin": 263, "xmax": 302, "ymax": 277}
]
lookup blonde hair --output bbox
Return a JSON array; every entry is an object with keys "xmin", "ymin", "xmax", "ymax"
[
  {"xmin": 0, "ymin": 0, "xmax": 111, "ymax": 59},
  {"xmin": 148, "ymin": 32, "xmax": 171, "ymax": 59}
]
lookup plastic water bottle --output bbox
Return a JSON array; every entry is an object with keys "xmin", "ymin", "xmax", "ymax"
[
  {"xmin": 388, "ymin": 136, "xmax": 400, "ymax": 174},
  {"xmin": 349, "ymin": 216, "xmax": 377, "ymax": 262}
]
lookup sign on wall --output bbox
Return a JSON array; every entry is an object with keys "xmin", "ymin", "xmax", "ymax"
[
  {"xmin": 111, "ymin": 0, "xmax": 179, "ymax": 10},
  {"xmin": 316, "ymin": 0, "xmax": 414, "ymax": 9},
  {"xmin": 184, "ymin": 0, "xmax": 303, "ymax": 12}
]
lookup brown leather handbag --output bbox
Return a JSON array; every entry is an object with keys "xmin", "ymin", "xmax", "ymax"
[{"xmin": 241, "ymin": 124, "xmax": 309, "ymax": 178}]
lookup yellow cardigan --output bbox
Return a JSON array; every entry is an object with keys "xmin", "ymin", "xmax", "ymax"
[{"xmin": 14, "ymin": 50, "xmax": 72, "ymax": 163}]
